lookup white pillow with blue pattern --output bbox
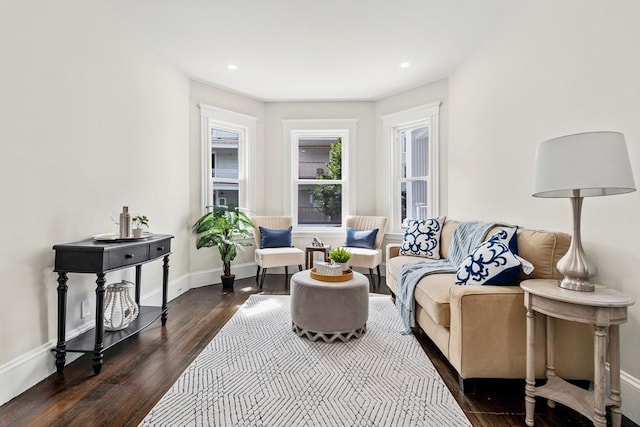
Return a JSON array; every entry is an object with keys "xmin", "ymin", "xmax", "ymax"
[
  {"xmin": 455, "ymin": 227, "xmax": 534, "ymax": 286},
  {"xmin": 400, "ymin": 217, "xmax": 446, "ymax": 259}
]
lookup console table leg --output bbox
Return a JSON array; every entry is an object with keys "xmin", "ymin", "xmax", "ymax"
[
  {"xmin": 135, "ymin": 265, "xmax": 142, "ymax": 305},
  {"xmin": 524, "ymin": 303, "xmax": 536, "ymax": 427},
  {"xmin": 609, "ymin": 325, "xmax": 622, "ymax": 427},
  {"xmin": 55, "ymin": 272, "xmax": 68, "ymax": 373},
  {"xmin": 92, "ymin": 273, "xmax": 106, "ymax": 375},
  {"xmin": 593, "ymin": 325, "xmax": 608, "ymax": 427},
  {"xmin": 161, "ymin": 255, "xmax": 169, "ymax": 325}
]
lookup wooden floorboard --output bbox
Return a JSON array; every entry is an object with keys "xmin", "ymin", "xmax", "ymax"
[{"xmin": 0, "ymin": 274, "xmax": 636, "ymax": 427}]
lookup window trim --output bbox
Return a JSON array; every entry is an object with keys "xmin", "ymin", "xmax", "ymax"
[
  {"xmin": 382, "ymin": 102, "xmax": 441, "ymax": 234},
  {"xmin": 282, "ymin": 119, "xmax": 357, "ymax": 231},
  {"xmin": 199, "ymin": 104, "xmax": 258, "ymax": 214}
]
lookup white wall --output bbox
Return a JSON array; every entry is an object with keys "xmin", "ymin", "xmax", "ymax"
[
  {"xmin": 0, "ymin": 1, "xmax": 190, "ymax": 402},
  {"xmin": 449, "ymin": 1, "xmax": 640, "ymax": 422}
]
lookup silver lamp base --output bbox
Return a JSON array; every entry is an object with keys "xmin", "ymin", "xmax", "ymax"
[{"xmin": 556, "ymin": 195, "xmax": 597, "ymax": 292}]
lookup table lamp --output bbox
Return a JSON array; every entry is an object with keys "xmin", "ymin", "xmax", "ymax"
[{"xmin": 532, "ymin": 131, "xmax": 636, "ymax": 291}]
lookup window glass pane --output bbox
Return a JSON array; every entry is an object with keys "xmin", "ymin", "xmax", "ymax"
[
  {"xmin": 401, "ymin": 126, "xmax": 429, "ymax": 179},
  {"xmin": 211, "ymin": 128, "xmax": 238, "ymax": 179},
  {"xmin": 401, "ymin": 181, "xmax": 428, "ymax": 226},
  {"xmin": 298, "ymin": 183, "xmax": 342, "ymax": 227},
  {"xmin": 298, "ymin": 137, "xmax": 341, "ymax": 180},
  {"xmin": 213, "ymin": 187, "xmax": 238, "ymax": 207}
]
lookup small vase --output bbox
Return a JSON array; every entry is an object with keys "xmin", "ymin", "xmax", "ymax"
[{"xmin": 132, "ymin": 228, "xmax": 143, "ymax": 238}]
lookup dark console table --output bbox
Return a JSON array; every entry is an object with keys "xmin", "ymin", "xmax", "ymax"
[{"xmin": 53, "ymin": 234, "xmax": 173, "ymax": 374}]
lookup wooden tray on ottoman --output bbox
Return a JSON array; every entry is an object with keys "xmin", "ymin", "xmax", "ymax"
[{"xmin": 310, "ymin": 268, "xmax": 353, "ymax": 282}]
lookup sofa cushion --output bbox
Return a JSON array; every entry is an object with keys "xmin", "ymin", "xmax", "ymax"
[
  {"xmin": 414, "ymin": 273, "xmax": 456, "ymax": 328},
  {"xmin": 400, "ymin": 217, "xmax": 445, "ymax": 258}
]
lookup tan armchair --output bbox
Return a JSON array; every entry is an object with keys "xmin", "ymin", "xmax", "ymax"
[
  {"xmin": 343, "ymin": 215, "xmax": 388, "ymax": 287},
  {"xmin": 251, "ymin": 216, "xmax": 304, "ymax": 289}
]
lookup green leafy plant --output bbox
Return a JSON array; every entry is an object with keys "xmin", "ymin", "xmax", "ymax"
[
  {"xmin": 328, "ymin": 247, "xmax": 351, "ymax": 264},
  {"xmin": 132, "ymin": 215, "xmax": 149, "ymax": 229},
  {"xmin": 192, "ymin": 205, "xmax": 254, "ymax": 277}
]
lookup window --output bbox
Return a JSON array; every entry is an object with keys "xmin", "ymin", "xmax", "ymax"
[
  {"xmin": 283, "ymin": 119, "xmax": 357, "ymax": 229},
  {"xmin": 382, "ymin": 103, "xmax": 440, "ymax": 233},
  {"xmin": 199, "ymin": 104, "xmax": 257, "ymax": 212}
]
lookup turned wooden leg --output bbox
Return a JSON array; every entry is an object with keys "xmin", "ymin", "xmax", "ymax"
[
  {"xmin": 93, "ymin": 273, "xmax": 106, "ymax": 374},
  {"xmin": 525, "ymin": 302, "xmax": 536, "ymax": 427},
  {"xmin": 593, "ymin": 326, "xmax": 608, "ymax": 427},
  {"xmin": 609, "ymin": 325, "xmax": 622, "ymax": 427},
  {"xmin": 545, "ymin": 316, "xmax": 556, "ymax": 408},
  {"xmin": 55, "ymin": 273, "xmax": 68, "ymax": 373}
]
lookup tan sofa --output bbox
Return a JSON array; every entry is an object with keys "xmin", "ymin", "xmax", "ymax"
[{"xmin": 386, "ymin": 220, "xmax": 594, "ymax": 387}]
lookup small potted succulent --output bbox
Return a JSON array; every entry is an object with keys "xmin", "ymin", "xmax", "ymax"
[
  {"xmin": 132, "ymin": 215, "xmax": 149, "ymax": 238},
  {"xmin": 328, "ymin": 247, "xmax": 352, "ymax": 272}
]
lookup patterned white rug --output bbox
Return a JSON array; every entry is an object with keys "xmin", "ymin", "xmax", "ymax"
[{"xmin": 140, "ymin": 295, "xmax": 470, "ymax": 426}]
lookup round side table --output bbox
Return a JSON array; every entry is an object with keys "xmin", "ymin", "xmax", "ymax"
[{"xmin": 521, "ymin": 279, "xmax": 634, "ymax": 427}]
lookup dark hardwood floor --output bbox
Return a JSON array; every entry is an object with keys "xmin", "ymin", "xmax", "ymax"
[{"xmin": 1, "ymin": 274, "xmax": 636, "ymax": 427}]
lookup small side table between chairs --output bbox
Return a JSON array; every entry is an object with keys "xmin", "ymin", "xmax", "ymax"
[
  {"xmin": 521, "ymin": 279, "xmax": 634, "ymax": 427},
  {"xmin": 304, "ymin": 245, "xmax": 330, "ymax": 269}
]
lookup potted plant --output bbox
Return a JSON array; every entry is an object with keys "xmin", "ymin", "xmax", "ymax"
[
  {"xmin": 132, "ymin": 215, "xmax": 149, "ymax": 238},
  {"xmin": 192, "ymin": 205, "xmax": 254, "ymax": 290},
  {"xmin": 328, "ymin": 247, "xmax": 352, "ymax": 272}
]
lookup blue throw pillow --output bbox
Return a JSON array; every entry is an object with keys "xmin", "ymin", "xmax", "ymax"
[
  {"xmin": 345, "ymin": 227, "xmax": 378, "ymax": 249},
  {"xmin": 400, "ymin": 217, "xmax": 445, "ymax": 259},
  {"xmin": 259, "ymin": 226, "xmax": 292, "ymax": 249},
  {"xmin": 455, "ymin": 231, "xmax": 533, "ymax": 286}
]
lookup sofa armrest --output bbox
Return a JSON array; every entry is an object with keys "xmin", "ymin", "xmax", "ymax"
[
  {"xmin": 386, "ymin": 243, "xmax": 401, "ymax": 261},
  {"xmin": 447, "ymin": 285, "xmax": 540, "ymax": 379}
]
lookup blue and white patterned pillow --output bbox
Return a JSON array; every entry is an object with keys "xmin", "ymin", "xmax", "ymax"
[
  {"xmin": 455, "ymin": 229, "xmax": 533, "ymax": 286},
  {"xmin": 488, "ymin": 227, "xmax": 519, "ymax": 255},
  {"xmin": 400, "ymin": 217, "xmax": 446, "ymax": 259}
]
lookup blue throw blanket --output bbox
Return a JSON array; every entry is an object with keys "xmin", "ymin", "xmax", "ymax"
[{"xmin": 396, "ymin": 221, "xmax": 496, "ymax": 334}]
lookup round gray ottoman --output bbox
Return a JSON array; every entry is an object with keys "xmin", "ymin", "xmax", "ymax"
[{"xmin": 290, "ymin": 270, "xmax": 369, "ymax": 343}]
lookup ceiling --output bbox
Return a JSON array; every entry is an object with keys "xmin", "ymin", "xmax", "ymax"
[{"xmin": 106, "ymin": 1, "xmax": 515, "ymax": 101}]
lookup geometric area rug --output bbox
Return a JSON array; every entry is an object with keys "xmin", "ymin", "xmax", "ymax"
[{"xmin": 140, "ymin": 295, "xmax": 471, "ymax": 426}]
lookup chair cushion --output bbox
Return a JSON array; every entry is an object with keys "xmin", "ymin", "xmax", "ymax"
[
  {"xmin": 343, "ymin": 247, "xmax": 382, "ymax": 269},
  {"xmin": 345, "ymin": 227, "xmax": 378, "ymax": 249},
  {"xmin": 259, "ymin": 226, "xmax": 292, "ymax": 248},
  {"xmin": 254, "ymin": 247, "xmax": 304, "ymax": 268}
]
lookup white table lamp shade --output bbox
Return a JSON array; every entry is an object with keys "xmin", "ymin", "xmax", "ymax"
[{"xmin": 532, "ymin": 131, "xmax": 636, "ymax": 198}]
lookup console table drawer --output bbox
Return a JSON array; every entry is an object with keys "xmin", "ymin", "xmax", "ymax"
[
  {"xmin": 107, "ymin": 245, "xmax": 149, "ymax": 269},
  {"xmin": 149, "ymin": 240, "xmax": 171, "ymax": 258}
]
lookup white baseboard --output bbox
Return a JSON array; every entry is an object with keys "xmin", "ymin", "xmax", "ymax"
[
  {"xmin": 620, "ymin": 369, "xmax": 640, "ymax": 425},
  {"xmin": 2, "ymin": 265, "xmax": 639, "ymax": 426},
  {"xmin": 0, "ymin": 272, "xmax": 190, "ymax": 407}
]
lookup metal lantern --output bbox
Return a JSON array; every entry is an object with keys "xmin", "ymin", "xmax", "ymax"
[{"xmin": 104, "ymin": 280, "xmax": 139, "ymax": 331}]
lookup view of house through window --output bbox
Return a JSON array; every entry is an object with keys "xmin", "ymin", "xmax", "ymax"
[
  {"xmin": 211, "ymin": 127, "xmax": 239, "ymax": 207},
  {"xmin": 297, "ymin": 136, "xmax": 343, "ymax": 227},
  {"xmin": 382, "ymin": 102, "xmax": 440, "ymax": 232},
  {"xmin": 400, "ymin": 126, "xmax": 429, "ymax": 225}
]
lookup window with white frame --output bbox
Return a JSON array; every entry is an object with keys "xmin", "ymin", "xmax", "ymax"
[
  {"xmin": 382, "ymin": 103, "xmax": 440, "ymax": 233},
  {"xmin": 283, "ymin": 119, "xmax": 357, "ymax": 229},
  {"xmin": 199, "ymin": 104, "xmax": 257, "ymax": 212}
]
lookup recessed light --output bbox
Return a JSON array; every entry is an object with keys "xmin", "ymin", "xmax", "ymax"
[
  {"xmin": 227, "ymin": 64, "xmax": 238, "ymax": 71},
  {"xmin": 399, "ymin": 62, "xmax": 411, "ymax": 69}
]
